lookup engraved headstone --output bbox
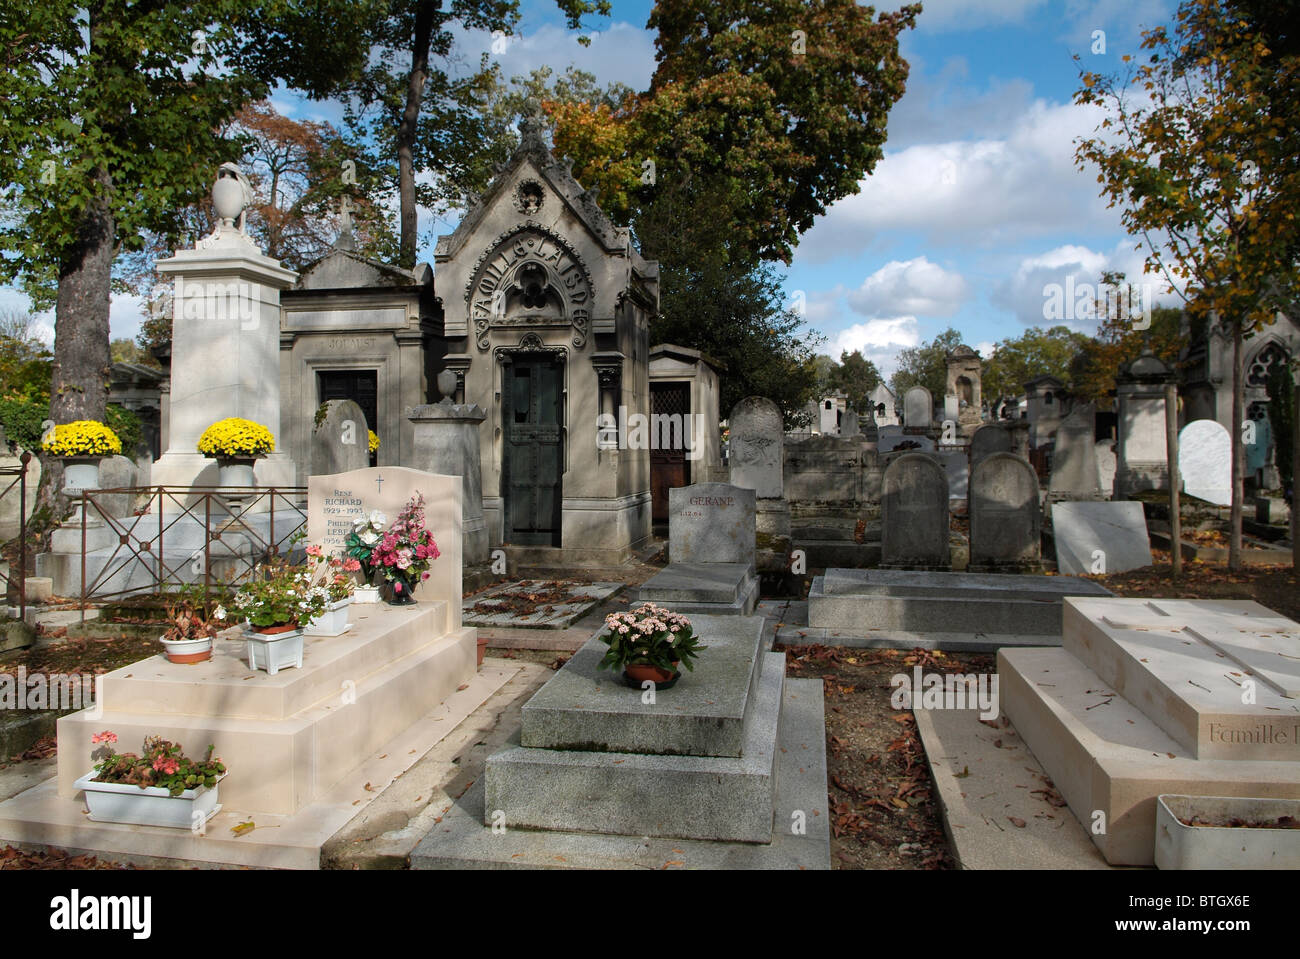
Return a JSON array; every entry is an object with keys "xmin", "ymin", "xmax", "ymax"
[
  {"xmin": 881, "ymin": 453, "xmax": 949, "ymax": 567},
  {"xmin": 970, "ymin": 424, "xmax": 1013, "ymax": 464},
  {"xmin": 728, "ymin": 397, "xmax": 784, "ymax": 498},
  {"xmin": 969, "ymin": 453, "xmax": 1040, "ymax": 570},
  {"xmin": 668, "ymin": 483, "xmax": 756, "ymax": 566},
  {"xmin": 1049, "ymin": 403, "xmax": 1101, "ymax": 499},
  {"xmin": 903, "ymin": 386, "xmax": 933, "ymax": 432},
  {"xmin": 311, "ymin": 399, "xmax": 371, "ymax": 478}
]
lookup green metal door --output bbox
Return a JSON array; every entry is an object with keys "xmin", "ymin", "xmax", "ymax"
[{"xmin": 503, "ymin": 358, "xmax": 563, "ymax": 546}]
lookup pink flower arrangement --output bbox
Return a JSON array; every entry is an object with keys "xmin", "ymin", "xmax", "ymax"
[
  {"xmin": 369, "ymin": 494, "xmax": 440, "ymax": 585},
  {"xmin": 91, "ymin": 730, "xmax": 118, "ymax": 745}
]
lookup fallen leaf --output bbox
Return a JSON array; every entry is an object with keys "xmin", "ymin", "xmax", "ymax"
[
  {"xmin": 953, "ymin": 766, "xmax": 970, "ymax": 778},
  {"xmin": 231, "ymin": 821, "xmax": 256, "ymax": 837},
  {"xmin": 364, "ymin": 782, "xmax": 374, "ymax": 792},
  {"xmin": 1008, "ymin": 817, "xmax": 1026, "ymax": 828},
  {"xmin": 457, "ymin": 683, "xmax": 469, "ymax": 691}
]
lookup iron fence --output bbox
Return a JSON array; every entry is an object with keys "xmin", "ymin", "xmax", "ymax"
[
  {"xmin": 74, "ymin": 486, "xmax": 307, "ymax": 617},
  {"xmin": 0, "ymin": 450, "xmax": 31, "ymax": 620}
]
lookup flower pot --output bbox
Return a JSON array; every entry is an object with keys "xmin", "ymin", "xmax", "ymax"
[
  {"xmin": 62, "ymin": 459, "xmax": 100, "ymax": 494},
  {"xmin": 216, "ymin": 457, "xmax": 257, "ymax": 488},
  {"xmin": 244, "ymin": 625, "xmax": 305, "ymax": 675},
  {"xmin": 353, "ymin": 584, "xmax": 381, "ymax": 604},
  {"xmin": 1155, "ymin": 794, "xmax": 1300, "ymax": 870},
  {"xmin": 477, "ymin": 636, "xmax": 489, "ymax": 667},
  {"xmin": 74, "ymin": 772, "xmax": 224, "ymax": 830},
  {"xmin": 387, "ymin": 575, "xmax": 417, "ymax": 606},
  {"xmin": 160, "ymin": 635, "xmax": 213, "ymax": 664},
  {"xmin": 623, "ymin": 662, "xmax": 680, "ymax": 687},
  {"xmin": 304, "ymin": 597, "xmax": 353, "ymax": 637}
]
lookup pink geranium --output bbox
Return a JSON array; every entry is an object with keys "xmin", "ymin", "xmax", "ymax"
[{"xmin": 91, "ymin": 731, "xmax": 118, "ymax": 745}]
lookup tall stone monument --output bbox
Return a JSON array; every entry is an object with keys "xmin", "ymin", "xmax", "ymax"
[
  {"xmin": 1115, "ymin": 351, "xmax": 1174, "ymax": 497},
  {"xmin": 153, "ymin": 163, "xmax": 298, "ymax": 492}
]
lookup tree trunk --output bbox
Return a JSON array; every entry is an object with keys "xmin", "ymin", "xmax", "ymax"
[
  {"xmin": 1229, "ymin": 319, "xmax": 1244, "ymax": 570},
  {"xmin": 397, "ymin": 1, "xmax": 436, "ymax": 269},
  {"xmin": 1166, "ymin": 381, "xmax": 1182, "ymax": 580},
  {"xmin": 1293, "ymin": 360, "xmax": 1299, "ymax": 571},
  {"xmin": 33, "ymin": 165, "xmax": 116, "ymax": 537}
]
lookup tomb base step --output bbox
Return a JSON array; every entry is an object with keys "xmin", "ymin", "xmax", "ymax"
[
  {"xmin": 637, "ymin": 563, "xmax": 759, "ymax": 616},
  {"xmin": 484, "ymin": 653, "xmax": 785, "ymax": 843},
  {"xmin": 998, "ymin": 646, "xmax": 1300, "ymax": 866},
  {"xmin": 55, "ymin": 626, "xmax": 477, "ymax": 816},
  {"xmin": 411, "ymin": 676, "xmax": 829, "ymax": 870},
  {"xmin": 776, "ymin": 624, "xmax": 1059, "ymax": 653}
]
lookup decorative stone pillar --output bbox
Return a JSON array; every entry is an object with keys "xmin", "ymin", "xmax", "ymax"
[
  {"xmin": 152, "ymin": 163, "xmax": 298, "ymax": 495},
  {"xmin": 1115, "ymin": 351, "xmax": 1175, "ymax": 497},
  {"xmin": 408, "ymin": 393, "xmax": 490, "ymax": 566}
]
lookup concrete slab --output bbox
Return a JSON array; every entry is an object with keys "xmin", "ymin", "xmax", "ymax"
[
  {"xmin": 410, "ymin": 677, "xmax": 830, "ymax": 869},
  {"xmin": 463, "ymin": 581, "xmax": 623, "ymax": 629},
  {"xmin": 0, "ymin": 665, "xmax": 520, "ymax": 869},
  {"xmin": 638, "ymin": 563, "xmax": 759, "ymax": 616},
  {"xmin": 484, "ymin": 654, "xmax": 785, "ymax": 842},
  {"xmin": 998, "ymin": 645, "xmax": 1300, "ymax": 866},
  {"xmin": 520, "ymin": 615, "xmax": 765, "ymax": 757},
  {"xmin": 1052, "ymin": 501, "xmax": 1152, "ymax": 575},
  {"xmin": 1063, "ymin": 598, "xmax": 1300, "ymax": 760},
  {"xmin": 914, "ymin": 704, "xmax": 1115, "ymax": 869}
]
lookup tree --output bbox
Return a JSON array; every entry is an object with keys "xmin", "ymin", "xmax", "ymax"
[
  {"xmin": 1076, "ymin": 0, "xmax": 1300, "ymax": 569},
  {"xmin": 0, "ymin": 310, "xmax": 51, "ymax": 402},
  {"xmin": 0, "ymin": 0, "xmax": 378, "ymax": 527},
  {"xmin": 982, "ymin": 325, "xmax": 1094, "ymax": 402},
  {"xmin": 334, "ymin": 0, "xmax": 610, "ymax": 268},
  {"xmin": 889, "ymin": 328, "xmax": 963, "ymax": 402},
  {"xmin": 827, "ymin": 350, "xmax": 882, "ymax": 415},
  {"xmin": 548, "ymin": 0, "xmax": 921, "ymax": 265}
]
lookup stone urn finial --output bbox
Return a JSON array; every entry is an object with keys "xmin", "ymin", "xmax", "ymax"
[
  {"xmin": 437, "ymin": 369, "xmax": 459, "ymax": 400},
  {"xmin": 212, "ymin": 162, "xmax": 254, "ymax": 233}
]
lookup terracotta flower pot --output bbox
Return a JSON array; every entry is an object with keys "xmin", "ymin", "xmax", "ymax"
[
  {"xmin": 250, "ymin": 622, "xmax": 299, "ymax": 635},
  {"xmin": 160, "ymin": 635, "xmax": 213, "ymax": 664},
  {"xmin": 623, "ymin": 662, "xmax": 679, "ymax": 685}
]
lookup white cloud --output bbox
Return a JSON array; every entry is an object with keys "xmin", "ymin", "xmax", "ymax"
[
  {"xmin": 848, "ymin": 257, "xmax": 968, "ymax": 318},
  {"xmin": 991, "ymin": 240, "xmax": 1180, "ymax": 330},
  {"xmin": 794, "ymin": 98, "xmax": 1120, "ymax": 264},
  {"xmin": 455, "ymin": 21, "xmax": 656, "ymax": 92},
  {"xmin": 826, "ymin": 316, "xmax": 920, "ymax": 377}
]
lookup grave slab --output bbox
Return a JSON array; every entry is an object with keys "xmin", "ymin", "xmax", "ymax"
[
  {"xmin": 520, "ymin": 615, "xmax": 764, "ymax": 757},
  {"xmin": 410, "ymin": 676, "xmax": 829, "ymax": 870},
  {"xmin": 462, "ymin": 580, "xmax": 622, "ymax": 629},
  {"xmin": 484, "ymin": 653, "xmax": 785, "ymax": 843},
  {"xmin": 637, "ymin": 563, "xmax": 757, "ymax": 611},
  {"xmin": 1051, "ymin": 500, "xmax": 1152, "ymax": 575}
]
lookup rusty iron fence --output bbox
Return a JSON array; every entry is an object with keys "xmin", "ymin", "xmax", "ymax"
[
  {"xmin": 74, "ymin": 486, "xmax": 307, "ymax": 617},
  {"xmin": 1, "ymin": 450, "xmax": 32, "ymax": 620}
]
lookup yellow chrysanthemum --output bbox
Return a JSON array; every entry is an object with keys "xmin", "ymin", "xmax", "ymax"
[
  {"xmin": 368, "ymin": 430, "xmax": 380, "ymax": 453},
  {"xmin": 41, "ymin": 421, "xmax": 122, "ymax": 457},
  {"xmin": 197, "ymin": 418, "xmax": 275, "ymax": 458}
]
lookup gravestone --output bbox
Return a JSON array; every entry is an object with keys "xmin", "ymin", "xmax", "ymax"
[
  {"xmin": 305, "ymin": 465, "xmax": 462, "ymax": 610},
  {"xmin": 943, "ymin": 394, "xmax": 959, "ymax": 424},
  {"xmin": 1095, "ymin": 439, "xmax": 1117, "ymax": 498},
  {"xmin": 94, "ymin": 455, "xmax": 138, "ymax": 519},
  {"xmin": 903, "ymin": 386, "xmax": 933, "ymax": 432},
  {"xmin": 728, "ymin": 397, "xmax": 784, "ymax": 499},
  {"xmin": 1052, "ymin": 501, "xmax": 1152, "ymax": 575},
  {"xmin": 310, "ymin": 399, "xmax": 371, "ymax": 478},
  {"xmin": 1179, "ymin": 419, "xmax": 1231, "ymax": 506},
  {"xmin": 970, "ymin": 424, "xmax": 1012, "ymax": 464},
  {"xmin": 1048, "ymin": 403, "xmax": 1102, "ymax": 499},
  {"xmin": 881, "ymin": 453, "xmax": 950, "ymax": 568},
  {"xmin": 408, "ymin": 395, "xmax": 490, "ymax": 565},
  {"xmin": 841, "ymin": 409, "xmax": 861, "ymax": 438},
  {"xmin": 668, "ymin": 483, "xmax": 756, "ymax": 566},
  {"xmin": 969, "ymin": 453, "xmax": 1040, "ymax": 571}
]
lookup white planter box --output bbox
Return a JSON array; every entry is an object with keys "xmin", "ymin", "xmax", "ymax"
[
  {"xmin": 243, "ymin": 628, "xmax": 305, "ymax": 675},
  {"xmin": 74, "ymin": 772, "xmax": 223, "ymax": 830},
  {"xmin": 353, "ymin": 585, "xmax": 381, "ymax": 604},
  {"xmin": 304, "ymin": 598, "xmax": 353, "ymax": 636},
  {"xmin": 1155, "ymin": 794, "xmax": 1300, "ymax": 870}
]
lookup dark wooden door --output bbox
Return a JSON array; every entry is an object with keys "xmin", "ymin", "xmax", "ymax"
[
  {"xmin": 503, "ymin": 359, "xmax": 563, "ymax": 545},
  {"xmin": 650, "ymin": 381, "xmax": 690, "ymax": 523}
]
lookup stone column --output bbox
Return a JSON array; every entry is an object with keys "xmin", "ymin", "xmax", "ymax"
[
  {"xmin": 152, "ymin": 164, "xmax": 298, "ymax": 495},
  {"xmin": 408, "ymin": 398, "xmax": 489, "ymax": 566}
]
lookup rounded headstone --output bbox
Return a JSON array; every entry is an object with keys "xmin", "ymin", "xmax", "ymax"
[
  {"xmin": 311, "ymin": 399, "xmax": 371, "ymax": 477},
  {"xmin": 969, "ymin": 453, "xmax": 1040, "ymax": 569},
  {"xmin": 881, "ymin": 452, "xmax": 949, "ymax": 567},
  {"xmin": 728, "ymin": 397, "xmax": 784, "ymax": 499},
  {"xmin": 1179, "ymin": 419, "xmax": 1231, "ymax": 506}
]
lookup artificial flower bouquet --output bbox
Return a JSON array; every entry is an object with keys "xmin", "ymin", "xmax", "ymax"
[{"xmin": 368, "ymin": 493, "xmax": 440, "ymax": 586}]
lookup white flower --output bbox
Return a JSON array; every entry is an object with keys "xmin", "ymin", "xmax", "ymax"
[
  {"xmin": 360, "ymin": 530, "xmax": 379, "ymax": 545},
  {"xmin": 369, "ymin": 510, "xmax": 386, "ymax": 527},
  {"xmin": 213, "ymin": 605, "xmax": 227, "ymax": 620}
]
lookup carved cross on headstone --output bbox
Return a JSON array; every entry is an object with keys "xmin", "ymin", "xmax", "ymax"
[{"xmin": 375, "ymin": 474, "xmax": 384, "ymax": 493}]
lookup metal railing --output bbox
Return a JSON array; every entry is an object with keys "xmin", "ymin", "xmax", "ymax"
[
  {"xmin": 1, "ymin": 450, "xmax": 31, "ymax": 620},
  {"xmin": 74, "ymin": 486, "xmax": 307, "ymax": 616}
]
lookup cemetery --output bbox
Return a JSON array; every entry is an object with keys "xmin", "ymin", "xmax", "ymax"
[{"xmin": 1, "ymin": 1, "xmax": 1299, "ymax": 901}]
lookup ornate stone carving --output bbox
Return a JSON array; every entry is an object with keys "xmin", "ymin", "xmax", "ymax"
[{"xmin": 513, "ymin": 178, "xmax": 546, "ymax": 216}]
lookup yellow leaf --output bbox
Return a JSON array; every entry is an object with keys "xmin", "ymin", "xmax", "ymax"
[{"xmin": 231, "ymin": 821, "xmax": 255, "ymax": 836}]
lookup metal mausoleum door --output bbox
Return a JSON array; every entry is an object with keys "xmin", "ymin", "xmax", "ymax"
[
  {"xmin": 504, "ymin": 359, "xmax": 563, "ymax": 545},
  {"xmin": 650, "ymin": 381, "xmax": 690, "ymax": 523}
]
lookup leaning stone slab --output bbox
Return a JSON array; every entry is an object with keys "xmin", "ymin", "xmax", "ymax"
[
  {"xmin": 520, "ymin": 615, "xmax": 765, "ymax": 758},
  {"xmin": 1052, "ymin": 500, "xmax": 1152, "ymax": 575},
  {"xmin": 484, "ymin": 653, "xmax": 785, "ymax": 843}
]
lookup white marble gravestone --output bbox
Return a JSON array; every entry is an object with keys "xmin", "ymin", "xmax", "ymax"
[{"xmin": 1179, "ymin": 419, "xmax": 1232, "ymax": 506}]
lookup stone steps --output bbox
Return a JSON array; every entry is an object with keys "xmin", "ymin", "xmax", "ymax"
[
  {"xmin": 637, "ymin": 562, "xmax": 759, "ymax": 615},
  {"xmin": 485, "ymin": 652, "xmax": 784, "ymax": 843},
  {"xmin": 998, "ymin": 645, "xmax": 1300, "ymax": 866}
]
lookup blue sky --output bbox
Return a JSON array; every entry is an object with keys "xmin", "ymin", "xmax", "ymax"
[{"xmin": 4, "ymin": 0, "xmax": 1183, "ymax": 378}]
